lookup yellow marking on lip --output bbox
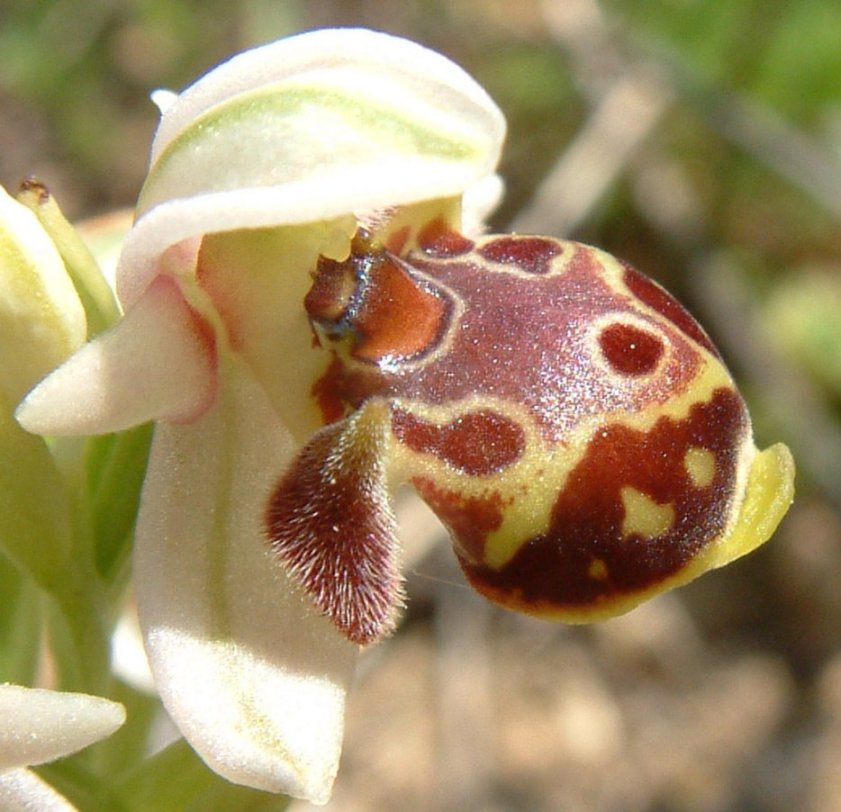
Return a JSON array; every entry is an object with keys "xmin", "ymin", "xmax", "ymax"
[
  {"xmin": 620, "ymin": 487, "xmax": 675, "ymax": 539},
  {"xmin": 588, "ymin": 558, "xmax": 609, "ymax": 580},
  {"xmin": 684, "ymin": 446, "xmax": 716, "ymax": 488}
]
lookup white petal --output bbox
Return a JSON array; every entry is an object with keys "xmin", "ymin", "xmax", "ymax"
[
  {"xmin": 150, "ymin": 89, "xmax": 177, "ymax": 115},
  {"xmin": 0, "ymin": 768, "xmax": 78, "ymax": 812},
  {"xmin": 461, "ymin": 173, "xmax": 505, "ymax": 236},
  {"xmin": 117, "ymin": 28, "xmax": 505, "ymax": 307},
  {"xmin": 148, "ymin": 28, "xmax": 502, "ymax": 163},
  {"xmin": 0, "ymin": 684, "xmax": 125, "ymax": 771},
  {"xmin": 16, "ymin": 276, "xmax": 216, "ymax": 436},
  {"xmin": 110, "ymin": 601, "xmax": 156, "ymax": 694},
  {"xmin": 0, "ymin": 186, "xmax": 86, "ymax": 405},
  {"xmin": 134, "ymin": 357, "xmax": 357, "ymax": 804}
]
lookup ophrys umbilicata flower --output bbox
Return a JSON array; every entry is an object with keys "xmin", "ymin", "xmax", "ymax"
[{"xmin": 15, "ymin": 27, "xmax": 793, "ymax": 805}]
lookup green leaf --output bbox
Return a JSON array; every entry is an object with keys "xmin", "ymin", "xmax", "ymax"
[
  {"xmin": 0, "ymin": 393, "xmax": 75, "ymax": 593},
  {"xmin": 0, "ymin": 551, "xmax": 41, "ymax": 684},
  {"xmin": 85, "ymin": 423, "xmax": 154, "ymax": 584},
  {"xmin": 114, "ymin": 739, "xmax": 291, "ymax": 812}
]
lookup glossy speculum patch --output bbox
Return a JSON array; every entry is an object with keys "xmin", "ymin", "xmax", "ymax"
[{"xmin": 266, "ymin": 226, "xmax": 782, "ymax": 644}]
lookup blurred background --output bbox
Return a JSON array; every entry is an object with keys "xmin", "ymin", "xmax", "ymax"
[{"xmin": 2, "ymin": 1, "xmax": 841, "ymax": 810}]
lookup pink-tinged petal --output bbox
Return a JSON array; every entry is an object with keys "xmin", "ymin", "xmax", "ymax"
[
  {"xmin": 16, "ymin": 276, "xmax": 216, "ymax": 436},
  {"xmin": 0, "ymin": 768, "xmax": 78, "ymax": 811},
  {"xmin": 134, "ymin": 358, "xmax": 357, "ymax": 804},
  {"xmin": 116, "ymin": 28, "xmax": 504, "ymax": 308},
  {"xmin": 0, "ymin": 684, "xmax": 125, "ymax": 771}
]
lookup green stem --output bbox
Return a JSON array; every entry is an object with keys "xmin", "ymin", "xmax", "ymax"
[
  {"xmin": 0, "ymin": 552, "xmax": 41, "ymax": 684},
  {"xmin": 87, "ymin": 424, "xmax": 154, "ymax": 586},
  {"xmin": 47, "ymin": 575, "xmax": 112, "ymax": 695}
]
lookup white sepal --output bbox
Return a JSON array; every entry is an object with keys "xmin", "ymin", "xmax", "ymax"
[
  {"xmin": 0, "ymin": 768, "xmax": 79, "ymax": 812},
  {"xmin": 117, "ymin": 28, "xmax": 505, "ymax": 307},
  {"xmin": 134, "ymin": 358, "xmax": 357, "ymax": 803},
  {"xmin": 0, "ymin": 684, "xmax": 125, "ymax": 771},
  {"xmin": 16, "ymin": 275, "xmax": 216, "ymax": 436}
]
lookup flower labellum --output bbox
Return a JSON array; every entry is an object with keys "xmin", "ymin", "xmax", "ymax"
[
  {"xmin": 268, "ymin": 228, "xmax": 794, "ymax": 643},
  {"xmin": 14, "ymin": 26, "xmax": 793, "ymax": 805}
]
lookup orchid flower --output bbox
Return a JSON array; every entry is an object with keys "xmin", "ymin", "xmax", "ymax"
[
  {"xmin": 0, "ymin": 684, "xmax": 125, "ymax": 811},
  {"xmin": 13, "ymin": 26, "xmax": 793, "ymax": 807},
  {"xmin": 16, "ymin": 28, "xmax": 505, "ymax": 804}
]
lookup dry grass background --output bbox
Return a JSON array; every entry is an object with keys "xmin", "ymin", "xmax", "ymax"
[{"xmin": 3, "ymin": 1, "xmax": 841, "ymax": 809}]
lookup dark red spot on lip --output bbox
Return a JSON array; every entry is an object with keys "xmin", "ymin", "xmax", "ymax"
[
  {"xmin": 311, "ymin": 354, "xmax": 349, "ymax": 425},
  {"xmin": 457, "ymin": 387, "xmax": 747, "ymax": 613},
  {"xmin": 478, "ymin": 236, "xmax": 562, "ymax": 275},
  {"xmin": 622, "ymin": 264, "xmax": 719, "ymax": 356},
  {"xmin": 598, "ymin": 323, "xmax": 664, "ymax": 375},
  {"xmin": 412, "ymin": 477, "xmax": 505, "ymax": 565},
  {"xmin": 417, "ymin": 217, "xmax": 475, "ymax": 257},
  {"xmin": 392, "ymin": 408, "xmax": 526, "ymax": 475}
]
